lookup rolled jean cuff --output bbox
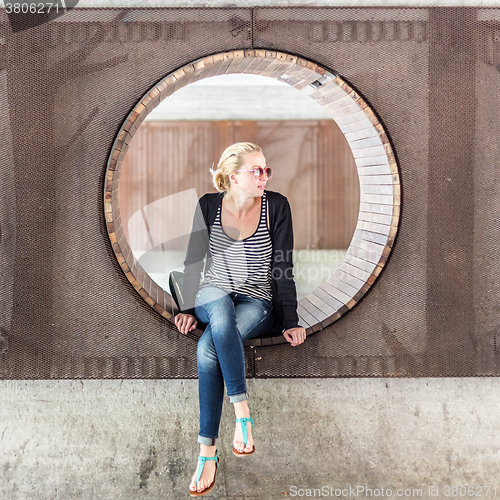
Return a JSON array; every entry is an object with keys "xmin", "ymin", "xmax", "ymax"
[
  {"xmin": 197, "ymin": 435, "xmax": 216, "ymax": 446},
  {"xmin": 227, "ymin": 392, "xmax": 247, "ymax": 404}
]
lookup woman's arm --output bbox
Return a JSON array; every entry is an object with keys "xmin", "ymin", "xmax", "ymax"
[
  {"xmin": 175, "ymin": 197, "xmax": 209, "ymax": 334},
  {"xmin": 269, "ymin": 192, "xmax": 306, "ymax": 345},
  {"xmin": 180, "ymin": 196, "xmax": 210, "ymax": 317},
  {"xmin": 270, "ymin": 193, "xmax": 301, "ymax": 332}
]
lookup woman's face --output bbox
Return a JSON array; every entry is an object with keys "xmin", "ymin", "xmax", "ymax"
[{"xmin": 230, "ymin": 151, "xmax": 269, "ymax": 198}]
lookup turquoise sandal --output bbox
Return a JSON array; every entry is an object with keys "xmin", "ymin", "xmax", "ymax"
[
  {"xmin": 189, "ymin": 450, "xmax": 219, "ymax": 497},
  {"xmin": 232, "ymin": 416, "xmax": 255, "ymax": 456}
]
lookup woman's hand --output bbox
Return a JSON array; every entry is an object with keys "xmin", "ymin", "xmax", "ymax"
[
  {"xmin": 174, "ymin": 313, "xmax": 198, "ymax": 335},
  {"xmin": 283, "ymin": 327, "xmax": 306, "ymax": 346}
]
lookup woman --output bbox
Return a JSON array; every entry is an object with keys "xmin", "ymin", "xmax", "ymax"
[{"xmin": 174, "ymin": 142, "xmax": 306, "ymax": 496}]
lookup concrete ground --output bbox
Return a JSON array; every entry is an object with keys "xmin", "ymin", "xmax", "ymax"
[{"xmin": 1, "ymin": 378, "xmax": 499, "ymax": 499}]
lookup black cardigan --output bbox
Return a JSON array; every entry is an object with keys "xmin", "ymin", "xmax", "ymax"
[{"xmin": 181, "ymin": 190, "xmax": 300, "ymax": 332}]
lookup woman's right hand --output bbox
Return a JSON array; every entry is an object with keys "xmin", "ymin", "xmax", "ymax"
[{"xmin": 174, "ymin": 313, "xmax": 198, "ymax": 335}]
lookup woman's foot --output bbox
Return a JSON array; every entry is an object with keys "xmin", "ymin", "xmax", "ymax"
[
  {"xmin": 233, "ymin": 400, "xmax": 254, "ymax": 454},
  {"xmin": 189, "ymin": 445, "xmax": 217, "ymax": 494}
]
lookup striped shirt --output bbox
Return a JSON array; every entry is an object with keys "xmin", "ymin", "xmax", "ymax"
[{"xmin": 201, "ymin": 191, "xmax": 273, "ymax": 301}]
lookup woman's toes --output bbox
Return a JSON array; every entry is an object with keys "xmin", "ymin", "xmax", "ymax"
[
  {"xmin": 199, "ymin": 477, "xmax": 209, "ymax": 492},
  {"xmin": 190, "ymin": 474, "xmax": 197, "ymax": 492},
  {"xmin": 234, "ymin": 423, "xmax": 253, "ymax": 451},
  {"xmin": 233, "ymin": 436, "xmax": 252, "ymax": 453}
]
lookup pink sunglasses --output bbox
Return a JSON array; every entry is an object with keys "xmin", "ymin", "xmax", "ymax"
[{"xmin": 235, "ymin": 167, "xmax": 273, "ymax": 179}]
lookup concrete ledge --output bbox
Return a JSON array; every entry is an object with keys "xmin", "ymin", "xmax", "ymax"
[{"xmin": 1, "ymin": 378, "xmax": 500, "ymax": 499}]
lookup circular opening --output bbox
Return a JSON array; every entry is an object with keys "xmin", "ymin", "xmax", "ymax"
[
  {"xmin": 104, "ymin": 50, "xmax": 400, "ymax": 346},
  {"xmin": 119, "ymin": 73, "xmax": 359, "ymax": 302}
]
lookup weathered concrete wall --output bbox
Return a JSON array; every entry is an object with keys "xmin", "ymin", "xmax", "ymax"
[{"xmin": 1, "ymin": 378, "xmax": 500, "ymax": 499}]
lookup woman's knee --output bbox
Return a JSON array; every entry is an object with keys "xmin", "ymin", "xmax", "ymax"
[
  {"xmin": 209, "ymin": 297, "xmax": 235, "ymax": 321},
  {"xmin": 201, "ymin": 305, "xmax": 237, "ymax": 339},
  {"xmin": 197, "ymin": 333, "xmax": 218, "ymax": 369}
]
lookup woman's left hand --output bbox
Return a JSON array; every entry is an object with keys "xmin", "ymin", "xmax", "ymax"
[{"xmin": 283, "ymin": 327, "xmax": 306, "ymax": 346}]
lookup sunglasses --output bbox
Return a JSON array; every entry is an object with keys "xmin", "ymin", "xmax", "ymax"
[{"xmin": 236, "ymin": 167, "xmax": 273, "ymax": 179}]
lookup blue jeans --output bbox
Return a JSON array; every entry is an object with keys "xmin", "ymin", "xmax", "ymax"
[{"xmin": 194, "ymin": 285, "xmax": 274, "ymax": 446}]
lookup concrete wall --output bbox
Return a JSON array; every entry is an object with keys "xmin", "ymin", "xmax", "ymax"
[{"xmin": 1, "ymin": 378, "xmax": 500, "ymax": 499}]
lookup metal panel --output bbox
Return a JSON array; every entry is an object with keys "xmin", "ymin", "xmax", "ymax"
[{"xmin": 1, "ymin": 7, "xmax": 498, "ymax": 378}]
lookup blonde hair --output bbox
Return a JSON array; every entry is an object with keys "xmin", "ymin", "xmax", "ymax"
[{"xmin": 210, "ymin": 142, "xmax": 263, "ymax": 193}]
